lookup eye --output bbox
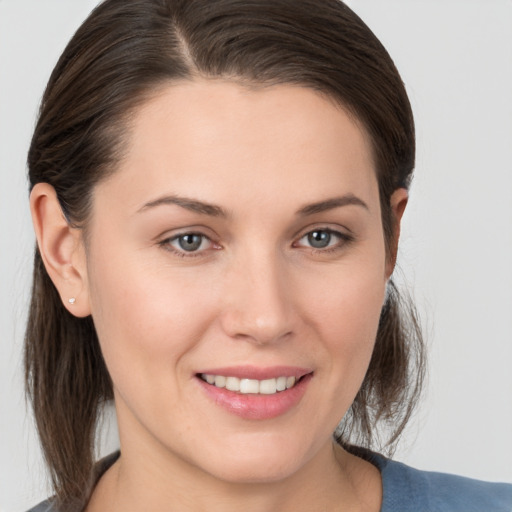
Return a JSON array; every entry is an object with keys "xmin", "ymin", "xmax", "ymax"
[
  {"xmin": 305, "ymin": 230, "xmax": 333, "ymax": 249},
  {"xmin": 162, "ymin": 232, "xmax": 216, "ymax": 256},
  {"xmin": 295, "ymin": 228, "xmax": 351, "ymax": 251},
  {"xmin": 174, "ymin": 233, "xmax": 205, "ymax": 252}
]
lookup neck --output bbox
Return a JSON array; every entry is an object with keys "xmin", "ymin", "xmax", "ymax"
[{"xmin": 88, "ymin": 440, "xmax": 381, "ymax": 512}]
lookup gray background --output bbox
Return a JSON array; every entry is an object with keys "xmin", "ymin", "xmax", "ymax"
[{"xmin": 1, "ymin": 1, "xmax": 511, "ymax": 510}]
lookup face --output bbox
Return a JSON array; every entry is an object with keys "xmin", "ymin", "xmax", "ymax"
[{"xmin": 83, "ymin": 80, "xmax": 393, "ymax": 483}]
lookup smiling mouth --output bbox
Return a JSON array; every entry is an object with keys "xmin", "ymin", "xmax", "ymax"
[{"xmin": 199, "ymin": 374, "xmax": 302, "ymax": 395}]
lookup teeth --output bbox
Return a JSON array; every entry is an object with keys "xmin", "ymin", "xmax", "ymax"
[
  {"xmin": 240, "ymin": 378, "xmax": 259, "ymax": 394},
  {"xmin": 259, "ymin": 378, "xmax": 277, "ymax": 394},
  {"xmin": 276, "ymin": 376, "xmax": 287, "ymax": 391},
  {"xmin": 201, "ymin": 374, "xmax": 298, "ymax": 394},
  {"xmin": 214, "ymin": 375, "xmax": 226, "ymax": 388},
  {"xmin": 225, "ymin": 376, "xmax": 240, "ymax": 392}
]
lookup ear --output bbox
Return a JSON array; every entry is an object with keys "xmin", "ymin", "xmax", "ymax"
[
  {"xmin": 385, "ymin": 187, "xmax": 408, "ymax": 278},
  {"xmin": 30, "ymin": 183, "xmax": 91, "ymax": 317}
]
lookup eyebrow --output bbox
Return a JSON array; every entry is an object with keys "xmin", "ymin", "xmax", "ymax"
[
  {"xmin": 137, "ymin": 193, "xmax": 368, "ymax": 218},
  {"xmin": 138, "ymin": 195, "xmax": 228, "ymax": 217},
  {"xmin": 296, "ymin": 194, "xmax": 369, "ymax": 216}
]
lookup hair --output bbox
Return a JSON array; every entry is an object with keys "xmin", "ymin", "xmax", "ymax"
[{"xmin": 25, "ymin": 0, "xmax": 425, "ymax": 506}]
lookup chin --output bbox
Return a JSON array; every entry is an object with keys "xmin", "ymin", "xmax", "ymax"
[
  {"xmin": 190, "ymin": 433, "xmax": 318, "ymax": 485},
  {"xmin": 208, "ymin": 459, "xmax": 301, "ymax": 485}
]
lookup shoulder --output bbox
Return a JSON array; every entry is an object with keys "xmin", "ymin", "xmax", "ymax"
[
  {"xmin": 370, "ymin": 452, "xmax": 512, "ymax": 512},
  {"xmin": 25, "ymin": 499, "xmax": 82, "ymax": 512},
  {"xmin": 25, "ymin": 501, "xmax": 56, "ymax": 512},
  {"xmin": 25, "ymin": 451, "xmax": 121, "ymax": 512}
]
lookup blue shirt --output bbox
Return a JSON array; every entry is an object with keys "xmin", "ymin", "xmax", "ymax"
[
  {"xmin": 368, "ymin": 451, "xmax": 512, "ymax": 511},
  {"xmin": 27, "ymin": 451, "xmax": 512, "ymax": 511}
]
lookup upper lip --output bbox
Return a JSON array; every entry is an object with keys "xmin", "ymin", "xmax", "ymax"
[{"xmin": 196, "ymin": 365, "xmax": 313, "ymax": 380}]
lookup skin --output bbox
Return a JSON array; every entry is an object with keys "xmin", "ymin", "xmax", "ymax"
[{"xmin": 31, "ymin": 80, "xmax": 407, "ymax": 512}]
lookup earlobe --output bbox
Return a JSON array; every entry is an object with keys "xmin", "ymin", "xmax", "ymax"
[
  {"xmin": 30, "ymin": 183, "xmax": 91, "ymax": 317},
  {"xmin": 386, "ymin": 187, "xmax": 408, "ymax": 278}
]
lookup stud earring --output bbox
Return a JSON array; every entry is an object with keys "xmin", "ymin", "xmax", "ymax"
[{"xmin": 68, "ymin": 298, "xmax": 76, "ymax": 305}]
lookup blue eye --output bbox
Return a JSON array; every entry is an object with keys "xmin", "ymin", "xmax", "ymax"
[
  {"xmin": 307, "ymin": 230, "xmax": 333, "ymax": 249},
  {"xmin": 176, "ymin": 234, "xmax": 204, "ymax": 251},
  {"xmin": 166, "ymin": 233, "xmax": 211, "ymax": 254},
  {"xmin": 297, "ymin": 229, "xmax": 349, "ymax": 251}
]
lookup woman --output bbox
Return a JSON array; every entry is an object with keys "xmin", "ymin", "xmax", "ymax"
[{"xmin": 24, "ymin": 0, "xmax": 512, "ymax": 511}]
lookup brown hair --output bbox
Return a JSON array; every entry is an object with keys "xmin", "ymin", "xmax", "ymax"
[{"xmin": 26, "ymin": 0, "xmax": 424, "ymax": 506}]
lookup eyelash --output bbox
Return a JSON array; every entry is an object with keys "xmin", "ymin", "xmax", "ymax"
[
  {"xmin": 294, "ymin": 228, "xmax": 354, "ymax": 254},
  {"xmin": 158, "ymin": 228, "xmax": 353, "ymax": 258},
  {"xmin": 159, "ymin": 232, "xmax": 219, "ymax": 258}
]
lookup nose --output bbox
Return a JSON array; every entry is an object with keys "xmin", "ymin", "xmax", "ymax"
[{"xmin": 219, "ymin": 249, "xmax": 295, "ymax": 345}]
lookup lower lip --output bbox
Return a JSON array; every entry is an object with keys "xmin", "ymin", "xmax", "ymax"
[{"xmin": 197, "ymin": 374, "xmax": 313, "ymax": 420}]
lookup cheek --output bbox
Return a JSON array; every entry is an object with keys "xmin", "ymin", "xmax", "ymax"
[
  {"xmin": 305, "ymin": 252, "xmax": 386, "ymax": 342},
  {"xmin": 323, "ymin": 274, "xmax": 385, "ymax": 345},
  {"xmin": 86, "ymin": 246, "xmax": 220, "ymax": 396},
  {"xmin": 299, "ymin": 252, "xmax": 387, "ymax": 392}
]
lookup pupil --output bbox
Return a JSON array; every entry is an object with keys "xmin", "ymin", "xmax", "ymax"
[
  {"xmin": 308, "ymin": 230, "xmax": 331, "ymax": 248},
  {"xmin": 179, "ymin": 234, "xmax": 202, "ymax": 251}
]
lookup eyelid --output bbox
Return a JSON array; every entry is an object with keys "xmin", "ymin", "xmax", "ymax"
[
  {"xmin": 293, "ymin": 226, "xmax": 354, "ymax": 251},
  {"xmin": 158, "ymin": 229, "xmax": 221, "ymax": 257},
  {"xmin": 293, "ymin": 222, "xmax": 353, "ymax": 241},
  {"xmin": 156, "ymin": 224, "xmax": 353, "ymax": 258},
  {"xmin": 291, "ymin": 219, "xmax": 354, "ymax": 238}
]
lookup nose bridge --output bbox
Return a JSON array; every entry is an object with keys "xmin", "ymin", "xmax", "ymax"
[{"xmin": 220, "ymin": 244, "xmax": 294, "ymax": 344}]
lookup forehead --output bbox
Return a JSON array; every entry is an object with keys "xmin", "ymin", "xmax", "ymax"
[{"xmin": 96, "ymin": 80, "xmax": 378, "ymax": 215}]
